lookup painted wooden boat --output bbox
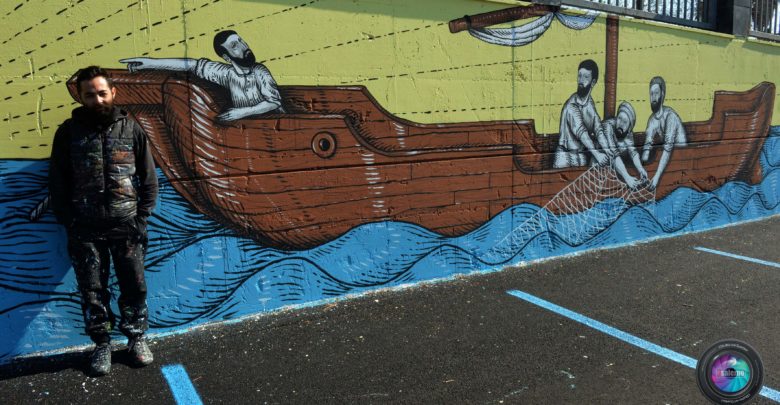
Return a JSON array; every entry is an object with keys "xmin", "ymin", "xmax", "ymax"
[{"xmin": 66, "ymin": 71, "xmax": 774, "ymax": 249}]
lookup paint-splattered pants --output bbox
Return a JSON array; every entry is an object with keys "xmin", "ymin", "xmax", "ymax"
[{"xmin": 67, "ymin": 217, "xmax": 149, "ymax": 345}]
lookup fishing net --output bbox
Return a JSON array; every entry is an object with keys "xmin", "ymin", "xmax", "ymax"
[{"xmin": 484, "ymin": 164, "xmax": 655, "ymax": 262}]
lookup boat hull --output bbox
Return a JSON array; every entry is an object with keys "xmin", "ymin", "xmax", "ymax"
[{"xmin": 67, "ymin": 71, "xmax": 774, "ymax": 250}]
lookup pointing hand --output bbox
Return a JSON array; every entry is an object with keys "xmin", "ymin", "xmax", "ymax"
[{"xmin": 119, "ymin": 58, "xmax": 152, "ymax": 73}]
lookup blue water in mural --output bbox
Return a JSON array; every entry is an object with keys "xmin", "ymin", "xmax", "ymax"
[{"xmin": 0, "ymin": 127, "xmax": 779, "ymax": 361}]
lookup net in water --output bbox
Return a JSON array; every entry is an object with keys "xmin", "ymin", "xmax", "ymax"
[{"xmin": 484, "ymin": 164, "xmax": 656, "ymax": 262}]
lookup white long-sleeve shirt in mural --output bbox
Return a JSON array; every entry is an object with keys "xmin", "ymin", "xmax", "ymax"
[
  {"xmin": 644, "ymin": 106, "xmax": 686, "ymax": 153},
  {"xmin": 554, "ymin": 94, "xmax": 602, "ymax": 168},
  {"xmin": 195, "ymin": 58, "xmax": 284, "ymax": 112}
]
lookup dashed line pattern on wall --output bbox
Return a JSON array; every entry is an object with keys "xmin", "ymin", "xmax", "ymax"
[
  {"xmin": 1, "ymin": 0, "xmax": 87, "ymax": 46},
  {"xmin": 3, "ymin": 102, "xmax": 75, "ymax": 124},
  {"xmin": 1, "ymin": 0, "xmax": 123, "ymax": 68},
  {"xmin": 346, "ymin": 41, "xmax": 711, "ymax": 84},
  {"xmin": 2, "ymin": 0, "xmax": 318, "ymax": 102},
  {"xmin": 2, "ymin": 0, "xmax": 32, "ymax": 19},
  {"xmin": 345, "ymin": 50, "xmax": 605, "ymax": 84},
  {"xmin": 2, "ymin": 1, "xmax": 194, "ymax": 89},
  {"xmin": 397, "ymin": 97, "xmax": 711, "ymax": 116},
  {"xmin": 140, "ymin": 0, "xmax": 322, "ymax": 58},
  {"xmin": 263, "ymin": 21, "xmax": 447, "ymax": 63}
]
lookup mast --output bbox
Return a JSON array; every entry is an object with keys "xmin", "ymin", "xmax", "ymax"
[{"xmin": 604, "ymin": 15, "xmax": 619, "ymax": 118}]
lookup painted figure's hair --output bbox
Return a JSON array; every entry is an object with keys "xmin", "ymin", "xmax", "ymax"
[
  {"xmin": 75, "ymin": 66, "xmax": 113, "ymax": 92},
  {"xmin": 578, "ymin": 59, "xmax": 599, "ymax": 83},
  {"xmin": 617, "ymin": 101, "xmax": 636, "ymax": 130},
  {"xmin": 214, "ymin": 30, "xmax": 239, "ymax": 57},
  {"xmin": 650, "ymin": 76, "xmax": 666, "ymax": 95}
]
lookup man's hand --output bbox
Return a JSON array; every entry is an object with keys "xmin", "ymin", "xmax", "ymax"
[
  {"xmin": 216, "ymin": 108, "xmax": 245, "ymax": 123},
  {"xmin": 120, "ymin": 58, "xmax": 153, "ymax": 73},
  {"xmin": 133, "ymin": 215, "xmax": 148, "ymax": 234},
  {"xmin": 625, "ymin": 176, "xmax": 641, "ymax": 190},
  {"xmin": 592, "ymin": 151, "xmax": 609, "ymax": 167},
  {"xmin": 648, "ymin": 175, "xmax": 660, "ymax": 191},
  {"xmin": 638, "ymin": 167, "xmax": 648, "ymax": 182}
]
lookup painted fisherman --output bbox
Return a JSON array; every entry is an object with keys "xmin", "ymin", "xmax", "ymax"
[
  {"xmin": 553, "ymin": 59, "xmax": 609, "ymax": 168},
  {"xmin": 49, "ymin": 66, "xmax": 158, "ymax": 376},
  {"xmin": 120, "ymin": 30, "xmax": 284, "ymax": 122},
  {"xmin": 642, "ymin": 76, "xmax": 687, "ymax": 190},
  {"xmin": 595, "ymin": 101, "xmax": 648, "ymax": 189}
]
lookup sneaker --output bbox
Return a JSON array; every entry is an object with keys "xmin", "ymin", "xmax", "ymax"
[
  {"xmin": 89, "ymin": 344, "xmax": 111, "ymax": 376},
  {"xmin": 127, "ymin": 336, "xmax": 154, "ymax": 366}
]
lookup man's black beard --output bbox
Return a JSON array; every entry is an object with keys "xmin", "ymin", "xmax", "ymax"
[
  {"xmin": 616, "ymin": 127, "xmax": 625, "ymax": 138},
  {"xmin": 86, "ymin": 104, "xmax": 114, "ymax": 124},
  {"xmin": 650, "ymin": 100, "xmax": 661, "ymax": 113},
  {"xmin": 232, "ymin": 50, "xmax": 256, "ymax": 68},
  {"xmin": 576, "ymin": 83, "xmax": 591, "ymax": 98}
]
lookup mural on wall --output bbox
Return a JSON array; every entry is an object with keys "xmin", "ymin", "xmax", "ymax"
[{"xmin": 1, "ymin": 2, "xmax": 780, "ymax": 362}]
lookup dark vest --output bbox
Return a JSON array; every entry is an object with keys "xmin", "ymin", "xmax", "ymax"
[{"xmin": 67, "ymin": 116, "xmax": 138, "ymax": 224}]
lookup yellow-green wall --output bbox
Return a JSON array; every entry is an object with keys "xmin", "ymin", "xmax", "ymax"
[{"xmin": 1, "ymin": 0, "xmax": 778, "ymax": 158}]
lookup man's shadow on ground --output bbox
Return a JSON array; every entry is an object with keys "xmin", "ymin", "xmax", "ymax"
[{"xmin": 0, "ymin": 347, "xmax": 145, "ymax": 380}]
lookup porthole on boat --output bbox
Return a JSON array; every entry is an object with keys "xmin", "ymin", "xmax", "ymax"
[{"xmin": 312, "ymin": 132, "xmax": 337, "ymax": 158}]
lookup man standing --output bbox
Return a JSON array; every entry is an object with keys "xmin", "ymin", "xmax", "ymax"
[
  {"xmin": 553, "ymin": 59, "xmax": 609, "ymax": 168},
  {"xmin": 641, "ymin": 76, "xmax": 687, "ymax": 190},
  {"xmin": 49, "ymin": 66, "xmax": 158, "ymax": 376},
  {"xmin": 120, "ymin": 30, "xmax": 284, "ymax": 122}
]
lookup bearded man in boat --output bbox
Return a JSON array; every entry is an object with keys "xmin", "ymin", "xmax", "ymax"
[
  {"xmin": 49, "ymin": 66, "xmax": 158, "ymax": 376},
  {"xmin": 641, "ymin": 76, "xmax": 687, "ymax": 190},
  {"xmin": 595, "ymin": 101, "xmax": 648, "ymax": 190},
  {"xmin": 120, "ymin": 30, "xmax": 284, "ymax": 122},
  {"xmin": 553, "ymin": 59, "xmax": 610, "ymax": 169}
]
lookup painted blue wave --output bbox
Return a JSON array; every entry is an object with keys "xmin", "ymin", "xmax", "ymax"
[{"xmin": 0, "ymin": 127, "xmax": 778, "ymax": 361}]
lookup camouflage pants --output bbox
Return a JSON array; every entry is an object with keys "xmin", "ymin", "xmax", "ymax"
[{"xmin": 67, "ymin": 217, "xmax": 149, "ymax": 344}]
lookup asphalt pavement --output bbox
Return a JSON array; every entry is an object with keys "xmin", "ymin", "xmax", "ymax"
[{"xmin": 1, "ymin": 215, "xmax": 779, "ymax": 404}]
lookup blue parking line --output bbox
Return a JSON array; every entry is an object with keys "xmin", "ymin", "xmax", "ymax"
[
  {"xmin": 762, "ymin": 387, "xmax": 780, "ymax": 402},
  {"xmin": 161, "ymin": 364, "xmax": 203, "ymax": 405},
  {"xmin": 694, "ymin": 247, "xmax": 780, "ymax": 269},
  {"xmin": 506, "ymin": 290, "xmax": 780, "ymax": 403}
]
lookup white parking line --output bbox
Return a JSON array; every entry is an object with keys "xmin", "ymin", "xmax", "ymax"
[{"xmin": 694, "ymin": 247, "xmax": 780, "ymax": 269}]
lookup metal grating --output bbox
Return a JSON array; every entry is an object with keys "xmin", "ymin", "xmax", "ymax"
[
  {"xmin": 534, "ymin": 0, "xmax": 717, "ymax": 30},
  {"xmin": 586, "ymin": 0, "xmax": 713, "ymax": 23},
  {"xmin": 751, "ymin": 0, "xmax": 780, "ymax": 39}
]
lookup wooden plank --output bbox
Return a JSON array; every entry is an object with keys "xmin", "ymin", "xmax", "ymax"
[
  {"xmin": 227, "ymin": 172, "xmax": 493, "ymax": 213},
  {"xmin": 411, "ymin": 156, "xmax": 512, "ymax": 178},
  {"xmin": 248, "ymin": 191, "xmax": 461, "ymax": 232},
  {"xmin": 245, "ymin": 165, "xmax": 414, "ymax": 193},
  {"xmin": 455, "ymin": 186, "xmax": 513, "ymax": 204}
]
